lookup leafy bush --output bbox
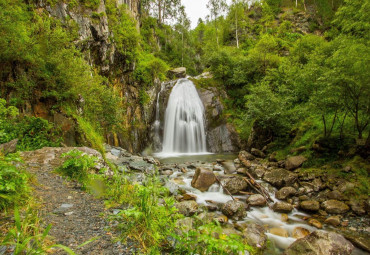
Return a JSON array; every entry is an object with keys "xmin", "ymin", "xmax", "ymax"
[
  {"xmin": 57, "ymin": 149, "xmax": 97, "ymax": 185},
  {"xmin": 134, "ymin": 53, "xmax": 169, "ymax": 86},
  {"xmin": 112, "ymin": 176, "xmax": 180, "ymax": 252},
  {"xmin": 0, "ymin": 153, "xmax": 29, "ymax": 211},
  {"xmin": 173, "ymin": 222, "xmax": 254, "ymax": 255}
]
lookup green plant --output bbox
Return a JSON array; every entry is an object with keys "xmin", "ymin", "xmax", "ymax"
[
  {"xmin": 0, "ymin": 153, "xmax": 29, "ymax": 211},
  {"xmin": 112, "ymin": 176, "xmax": 180, "ymax": 252},
  {"xmin": 57, "ymin": 149, "xmax": 97, "ymax": 185},
  {"xmin": 173, "ymin": 222, "xmax": 254, "ymax": 255}
]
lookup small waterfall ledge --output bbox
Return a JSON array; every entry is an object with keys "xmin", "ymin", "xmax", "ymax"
[{"xmin": 155, "ymin": 78, "xmax": 210, "ymax": 157}]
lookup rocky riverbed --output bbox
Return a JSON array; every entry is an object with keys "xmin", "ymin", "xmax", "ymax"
[{"xmin": 105, "ymin": 145, "xmax": 370, "ymax": 254}]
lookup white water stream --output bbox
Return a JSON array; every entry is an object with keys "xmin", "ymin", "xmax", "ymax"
[{"xmin": 156, "ymin": 78, "xmax": 208, "ymax": 157}]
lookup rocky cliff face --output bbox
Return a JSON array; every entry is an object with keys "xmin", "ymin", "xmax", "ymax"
[{"xmin": 33, "ymin": 0, "xmax": 159, "ymax": 153}]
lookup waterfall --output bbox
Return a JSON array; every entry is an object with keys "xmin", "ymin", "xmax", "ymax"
[
  {"xmin": 160, "ymin": 78, "xmax": 207, "ymax": 155},
  {"xmin": 153, "ymin": 82, "xmax": 165, "ymax": 150}
]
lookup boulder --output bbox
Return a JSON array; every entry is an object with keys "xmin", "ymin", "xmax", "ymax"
[
  {"xmin": 220, "ymin": 175, "xmax": 248, "ymax": 194},
  {"xmin": 285, "ymin": 156, "xmax": 307, "ymax": 170},
  {"xmin": 276, "ymin": 187, "xmax": 297, "ymax": 200},
  {"xmin": 322, "ymin": 200, "xmax": 350, "ymax": 214},
  {"xmin": 242, "ymin": 223, "xmax": 267, "ymax": 248},
  {"xmin": 168, "ymin": 67, "xmax": 186, "ymax": 79},
  {"xmin": 175, "ymin": 201, "xmax": 198, "ymax": 216},
  {"xmin": 175, "ymin": 217, "xmax": 194, "ymax": 234},
  {"xmin": 292, "ymin": 227, "xmax": 310, "ymax": 239},
  {"xmin": 263, "ymin": 168, "xmax": 298, "ymax": 188},
  {"xmin": 308, "ymin": 218, "xmax": 322, "ymax": 229},
  {"xmin": 324, "ymin": 215, "xmax": 341, "ymax": 226},
  {"xmin": 191, "ymin": 168, "xmax": 217, "ymax": 192},
  {"xmin": 247, "ymin": 194, "xmax": 266, "ymax": 207},
  {"xmin": 269, "ymin": 152, "xmax": 278, "ymax": 162},
  {"xmin": 251, "ymin": 148, "xmax": 265, "ymax": 158},
  {"xmin": 0, "ymin": 139, "xmax": 18, "ymax": 154},
  {"xmin": 182, "ymin": 193, "xmax": 197, "ymax": 201},
  {"xmin": 221, "ymin": 200, "xmax": 246, "ymax": 220},
  {"xmin": 300, "ymin": 200, "xmax": 320, "ymax": 212},
  {"xmin": 284, "ymin": 230, "xmax": 354, "ymax": 255},
  {"xmin": 272, "ymin": 202, "xmax": 294, "ymax": 213},
  {"xmin": 238, "ymin": 150, "xmax": 255, "ymax": 161},
  {"xmin": 342, "ymin": 231, "xmax": 370, "ymax": 253}
]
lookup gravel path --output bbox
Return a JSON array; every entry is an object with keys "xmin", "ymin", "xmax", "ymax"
[{"xmin": 21, "ymin": 147, "xmax": 131, "ymax": 255}]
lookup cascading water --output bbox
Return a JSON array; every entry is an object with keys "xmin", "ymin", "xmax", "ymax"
[{"xmin": 159, "ymin": 78, "xmax": 207, "ymax": 156}]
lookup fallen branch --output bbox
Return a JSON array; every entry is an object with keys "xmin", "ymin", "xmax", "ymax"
[{"xmin": 214, "ymin": 175, "xmax": 235, "ymax": 201}]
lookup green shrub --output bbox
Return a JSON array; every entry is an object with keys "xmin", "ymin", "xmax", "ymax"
[
  {"xmin": 173, "ymin": 222, "xmax": 254, "ymax": 255},
  {"xmin": 0, "ymin": 153, "xmax": 29, "ymax": 211},
  {"xmin": 134, "ymin": 53, "xmax": 169, "ymax": 86},
  {"xmin": 112, "ymin": 176, "xmax": 180, "ymax": 252},
  {"xmin": 57, "ymin": 149, "xmax": 97, "ymax": 185}
]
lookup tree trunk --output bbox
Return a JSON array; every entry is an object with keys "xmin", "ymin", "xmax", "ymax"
[
  {"xmin": 322, "ymin": 115, "xmax": 327, "ymax": 137},
  {"xmin": 158, "ymin": 0, "xmax": 162, "ymax": 24},
  {"xmin": 235, "ymin": 9, "xmax": 239, "ymax": 48}
]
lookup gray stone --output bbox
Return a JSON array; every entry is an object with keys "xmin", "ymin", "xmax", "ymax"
[
  {"xmin": 251, "ymin": 148, "xmax": 266, "ymax": 158},
  {"xmin": 242, "ymin": 223, "xmax": 267, "ymax": 248},
  {"xmin": 300, "ymin": 200, "xmax": 320, "ymax": 212},
  {"xmin": 168, "ymin": 67, "xmax": 186, "ymax": 78},
  {"xmin": 221, "ymin": 200, "xmax": 246, "ymax": 220},
  {"xmin": 0, "ymin": 139, "xmax": 18, "ymax": 154},
  {"xmin": 275, "ymin": 187, "xmax": 297, "ymax": 200},
  {"xmin": 322, "ymin": 200, "xmax": 349, "ymax": 214},
  {"xmin": 284, "ymin": 230, "xmax": 354, "ymax": 255},
  {"xmin": 191, "ymin": 168, "xmax": 217, "ymax": 192},
  {"xmin": 175, "ymin": 201, "xmax": 198, "ymax": 216},
  {"xmin": 272, "ymin": 202, "xmax": 294, "ymax": 213},
  {"xmin": 263, "ymin": 168, "xmax": 298, "ymax": 188},
  {"xmin": 285, "ymin": 156, "xmax": 307, "ymax": 170},
  {"xmin": 220, "ymin": 175, "xmax": 248, "ymax": 194},
  {"xmin": 247, "ymin": 194, "xmax": 266, "ymax": 207}
]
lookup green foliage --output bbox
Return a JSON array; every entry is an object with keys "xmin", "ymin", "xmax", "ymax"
[
  {"xmin": 75, "ymin": 116, "xmax": 105, "ymax": 154},
  {"xmin": 112, "ymin": 176, "xmax": 180, "ymax": 252},
  {"xmin": 173, "ymin": 222, "xmax": 254, "ymax": 255},
  {"xmin": 0, "ymin": 154, "xmax": 29, "ymax": 211},
  {"xmin": 57, "ymin": 149, "xmax": 97, "ymax": 185},
  {"xmin": 106, "ymin": 1, "xmax": 139, "ymax": 65},
  {"xmin": 134, "ymin": 53, "xmax": 169, "ymax": 86}
]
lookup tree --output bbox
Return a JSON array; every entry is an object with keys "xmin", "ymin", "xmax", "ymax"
[
  {"xmin": 175, "ymin": 6, "xmax": 190, "ymax": 66},
  {"xmin": 207, "ymin": 0, "xmax": 227, "ymax": 47}
]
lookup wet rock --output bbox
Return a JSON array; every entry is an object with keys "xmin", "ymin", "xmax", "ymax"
[
  {"xmin": 341, "ymin": 231, "xmax": 370, "ymax": 253},
  {"xmin": 0, "ymin": 139, "xmax": 18, "ymax": 154},
  {"xmin": 272, "ymin": 202, "xmax": 294, "ymax": 213},
  {"xmin": 238, "ymin": 150, "xmax": 255, "ymax": 161},
  {"xmin": 221, "ymin": 200, "xmax": 246, "ymax": 220},
  {"xmin": 220, "ymin": 175, "xmax": 248, "ymax": 194},
  {"xmin": 324, "ymin": 215, "xmax": 341, "ymax": 226},
  {"xmin": 276, "ymin": 187, "xmax": 297, "ymax": 200},
  {"xmin": 175, "ymin": 201, "xmax": 198, "ymax": 216},
  {"xmin": 284, "ymin": 230, "xmax": 354, "ymax": 255},
  {"xmin": 300, "ymin": 200, "xmax": 320, "ymax": 212},
  {"xmin": 285, "ymin": 156, "xmax": 307, "ymax": 170},
  {"xmin": 269, "ymin": 227, "xmax": 288, "ymax": 237},
  {"xmin": 322, "ymin": 200, "xmax": 349, "ymax": 214},
  {"xmin": 222, "ymin": 226, "xmax": 242, "ymax": 237},
  {"xmin": 247, "ymin": 194, "xmax": 266, "ymax": 207},
  {"xmin": 220, "ymin": 161, "xmax": 237, "ymax": 174},
  {"xmin": 348, "ymin": 199, "xmax": 366, "ymax": 215},
  {"xmin": 327, "ymin": 190, "xmax": 344, "ymax": 200},
  {"xmin": 129, "ymin": 160, "xmax": 155, "ymax": 173},
  {"xmin": 308, "ymin": 218, "xmax": 322, "ymax": 229},
  {"xmin": 161, "ymin": 170, "xmax": 173, "ymax": 176},
  {"xmin": 292, "ymin": 227, "xmax": 310, "ymax": 239},
  {"xmin": 312, "ymin": 178, "xmax": 325, "ymax": 191},
  {"xmin": 263, "ymin": 168, "xmax": 298, "ymax": 188},
  {"xmin": 251, "ymin": 148, "xmax": 265, "ymax": 158},
  {"xmin": 214, "ymin": 214, "xmax": 228, "ymax": 224},
  {"xmin": 191, "ymin": 168, "xmax": 217, "ymax": 192},
  {"xmin": 168, "ymin": 67, "xmax": 186, "ymax": 79},
  {"xmin": 281, "ymin": 214, "xmax": 289, "ymax": 222},
  {"xmin": 250, "ymin": 166, "xmax": 266, "ymax": 178},
  {"xmin": 242, "ymin": 223, "xmax": 267, "ymax": 248},
  {"xmin": 182, "ymin": 193, "xmax": 197, "ymax": 201},
  {"xmin": 205, "ymin": 200, "xmax": 219, "ymax": 212}
]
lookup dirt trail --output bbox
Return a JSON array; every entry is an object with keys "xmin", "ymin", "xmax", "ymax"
[{"xmin": 21, "ymin": 147, "xmax": 130, "ymax": 255}]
